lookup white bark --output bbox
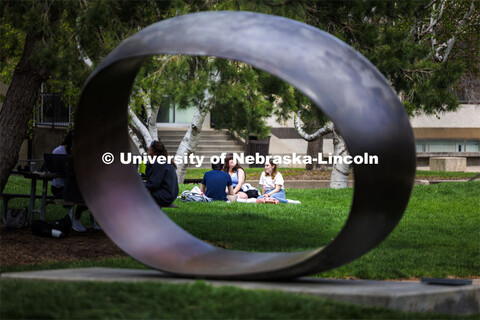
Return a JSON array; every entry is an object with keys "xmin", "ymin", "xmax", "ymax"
[
  {"xmin": 175, "ymin": 105, "xmax": 209, "ymax": 183},
  {"xmin": 126, "ymin": 88, "xmax": 162, "ymax": 153},
  {"xmin": 76, "ymin": 41, "xmax": 93, "ymax": 68},
  {"xmin": 330, "ymin": 129, "xmax": 351, "ymax": 189},
  {"xmin": 294, "ymin": 110, "xmax": 350, "ymax": 188},
  {"xmin": 128, "ymin": 127, "xmax": 145, "ymax": 154},
  {"xmin": 75, "ymin": 17, "xmax": 94, "ymax": 68},
  {"xmin": 422, "ymin": 0, "xmax": 446, "ymax": 38},
  {"xmin": 141, "ymin": 89, "xmax": 159, "ymax": 141},
  {"xmin": 175, "ymin": 70, "xmax": 218, "ymax": 183},
  {"xmin": 293, "ymin": 111, "xmax": 334, "ymax": 141},
  {"xmin": 431, "ymin": 1, "xmax": 475, "ymax": 62},
  {"xmin": 442, "ymin": 2, "xmax": 475, "ymax": 63},
  {"xmin": 129, "ymin": 108, "xmax": 153, "ymax": 148}
]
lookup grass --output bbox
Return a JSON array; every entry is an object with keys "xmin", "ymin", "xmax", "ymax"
[
  {"xmin": 3, "ymin": 280, "xmax": 477, "ymax": 320},
  {"xmin": 415, "ymin": 170, "xmax": 478, "ymax": 180},
  {"xmin": 1, "ymin": 175, "xmax": 479, "ymax": 319},
  {"xmin": 2, "ymin": 176, "xmax": 479, "ymax": 279}
]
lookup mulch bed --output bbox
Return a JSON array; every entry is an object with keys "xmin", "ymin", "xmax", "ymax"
[
  {"xmin": 246, "ymin": 170, "xmax": 472, "ymax": 181},
  {"xmin": 246, "ymin": 170, "xmax": 351, "ymax": 181},
  {"xmin": 1, "ymin": 226, "xmax": 127, "ymax": 268}
]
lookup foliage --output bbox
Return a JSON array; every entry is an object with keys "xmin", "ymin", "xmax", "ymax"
[
  {"xmin": 135, "ymin": 55, "xmax": 286, "ymax": 140},
  {"xmin": 0, "ymin": 19, "xmax": 23, "ymax": 92},
  {"xmin": 276, "ymin": 0, "xmax": 478, "ymax": 128},
  {"xmin": 0, "ymin": 1, "xmax": 171, "ymax": 115},
  {"xmin": 1, "ymin": 0, "xmax": 478, "ymax": 146}
]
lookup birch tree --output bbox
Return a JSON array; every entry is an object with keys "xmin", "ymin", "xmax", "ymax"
[{"xmin": 293, "ymin": 111, "xmax": 350, "ymax": 188}]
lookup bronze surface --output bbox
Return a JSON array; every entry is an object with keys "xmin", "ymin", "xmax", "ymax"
[{"xmin": 75, "ymin": 11, "xmax": 416, "ymax": 280}]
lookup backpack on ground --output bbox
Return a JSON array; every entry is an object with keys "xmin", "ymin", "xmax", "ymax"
[{"xmin": 32, "ymin": 215, "xmax": 72, "ymax": 238}]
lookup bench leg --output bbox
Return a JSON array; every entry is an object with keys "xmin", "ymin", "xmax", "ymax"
[
  {"xmin": 39, "ymin": 179, "xmax": 49, "ymax": 221},
  {"xmin": 68, "ymin": 206, "xmax": 75, "ymax": 221},
  {"xmin": 2, "ymin": 198, "xmax": 8, "ymax": 225},
  {"xmin": 28, "ymin": 178, "xmax": 37, "ymax": 226}
]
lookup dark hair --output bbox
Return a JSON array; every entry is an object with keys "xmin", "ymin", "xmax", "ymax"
[
  {"xmin": 265, "ymin": 158, "xmax": 277, "ymax": 179},
  {"xmin": 223, "ymin": 153, "xmax": 244, "ymax": 174},
  {"xmin": 149, "ymin": 140, "xmax": 177, "ymax": 169},
  {"xmin": 62, "ymin": 131, "xmax": 74, "ymax": 154},
  {"xmin": 212, "ymin": 162, "xmax": 223, "ymax": 170}
]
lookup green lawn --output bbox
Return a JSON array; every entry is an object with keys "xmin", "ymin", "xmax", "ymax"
[
  {"xmin": 3, "ymin": 280, "xmax": 477, "ymax": 320},
  {"xmin": 415, "ymin": 170, "xmax": 478, "ymax": 180},
  {"xmin": 1, "ymin": 175, "xmax": 479, "ymax": 319},
  {"xmin": 2, "ymin": 176, "xmax": 479, "ymax": 278}
]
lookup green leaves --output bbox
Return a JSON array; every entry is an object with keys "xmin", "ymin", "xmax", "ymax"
[{"xmin": 2, "ymin": 0, "xmax": 477, "ymax": 130}]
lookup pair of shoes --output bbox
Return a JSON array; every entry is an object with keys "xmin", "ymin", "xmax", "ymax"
[
  {"xmin": 72, "ymin": 219, "xmax": 87, "ymax": 232},
  {"xmin": 287, "ymin": 200, "xmax": 301, "ymax": 204}
]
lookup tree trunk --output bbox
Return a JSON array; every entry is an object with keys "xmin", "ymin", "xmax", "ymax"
[
  {"xmin": 175, "ymin": 106, "xmax": 209, "ymax": 183},
  {"xmin": 330, "ymin": 129, "xmax": 351, "ymax": 189},
  {"xmin": 0, "ymin": 33, "xmax": 47, "ymax": 194},
  {"xmin": 306, "ymin": 137, "xmax": 323, "ymax": 170}
]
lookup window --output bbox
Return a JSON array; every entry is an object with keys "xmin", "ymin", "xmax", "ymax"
[
  {"xmin": 35, "ymin": 93, "xmax": 71, "ymax": 127},
  {"xmin": 415, "ymin": 140, "xmax": 480, "ymax": 153},
  {"xmin": 466, "ymin": 140, "xmax": 480, "ymax": 152}
]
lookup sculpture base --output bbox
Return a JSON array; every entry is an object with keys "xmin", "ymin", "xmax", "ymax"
[{"xmin": 2, "ymin": 267, "xmax": 478, "ymax": 315}]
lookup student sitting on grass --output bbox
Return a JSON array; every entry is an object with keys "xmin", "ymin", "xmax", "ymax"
[
  {"xmin": 144, "ymin": 140, "xmax": 179, "ymax": 207},
  {"xmin": 223, "ymin": 153, "xmax": 248, "ymax": 200},
  {"xmin": 201, "ymin": 162, "xmax": 236, "ymax": 201},
  {"xmin": 257, "ymin": 158, "xmax": 288, "ymax": 204}
]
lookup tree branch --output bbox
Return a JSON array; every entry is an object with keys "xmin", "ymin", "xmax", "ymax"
[
  {"xmin": 419, "ymin": 0, "xmax": 446, "ymax": 40},
  {"xmin": 129, "ymin": 108, "xmax": 153, "ymax": 147},
  {"xmin": 442, "ymin": 1, "xmax": 475, "ymax": 63},
  {"xmin": 294, "ymin": 110, "xmax": 334, "ymax": 141},
  {"xmin": 75, "ymin": 17, "xmax": 93, "ymax": 68},
  {"xmin": 138, "ymin": 88, "xmax": 158, "ymax": 141},
  {"xmin": 128, "ymin": 127, "xmax": 145, "ymax": 154}
]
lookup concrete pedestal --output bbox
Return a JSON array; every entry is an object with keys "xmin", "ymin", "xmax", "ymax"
[
  {"xmin": 2, "ymin": 268, "xmax": 479, "ymax": 315},
  {"xmin": 429, "ymin": 157, "xmax": 466, "ymax": 172}
]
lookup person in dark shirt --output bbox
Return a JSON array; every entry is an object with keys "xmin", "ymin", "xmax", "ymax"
[
  {"xmin": 201, "ymin": 162, "xmax": 235, "ymax": 201},
  {"xmin": 145, "ymin": 141, "xmax": 179, "ymax": 207}
]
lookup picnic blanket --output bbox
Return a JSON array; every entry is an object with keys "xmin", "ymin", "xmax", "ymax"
[
  {"xmin": 180, "ymin": 186, "xmax": 301, "ymax": 204},
  {"xmin": 236, "ymin": 198, "xmax": 301, "ymax": 204}
]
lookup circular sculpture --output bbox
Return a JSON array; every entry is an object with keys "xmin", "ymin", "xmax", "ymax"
[{"xmin": 75, "ymin": 11, "xmax": 416, "ymax": 280}]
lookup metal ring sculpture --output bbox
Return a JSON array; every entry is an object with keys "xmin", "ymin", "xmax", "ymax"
[{"xmin": 75, "ymin": 11, "xmax": 416, "ymax": 280}]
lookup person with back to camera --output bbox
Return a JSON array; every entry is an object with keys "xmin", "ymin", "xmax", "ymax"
[
  {"xmin": 50, "ymin": 131, "xmax": 73, "ymax": 198},
  {"xmin": 223, "ymin": 153, "xmax": 248, "ymax": 200},
  {"xmin": 201, "ymin": 160, "xmax": 236, "ymax": 202},
  {"xmin": 63, "ymin": 149, "xmax": 93, "ymax": 232},
  {"xmin": 144, "ymin": 140, "xmax": 179, "ymax": 208},
  {"xmin": 257, "ymin": 158, "xmax": 288, "ymax": 204}
]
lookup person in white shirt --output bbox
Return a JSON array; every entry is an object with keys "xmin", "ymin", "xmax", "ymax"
[{"xmin": 258, "ymin": 158, "xmax": 287, "ymax": 203}]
